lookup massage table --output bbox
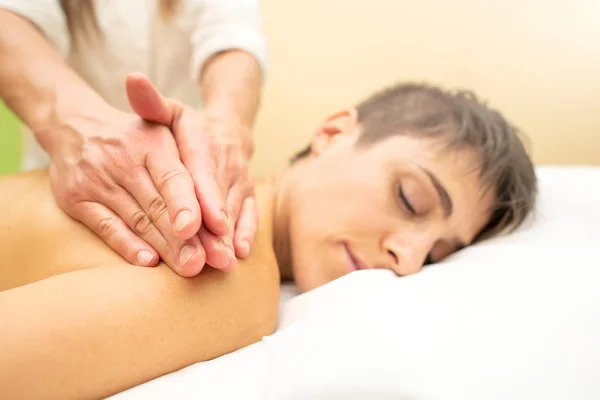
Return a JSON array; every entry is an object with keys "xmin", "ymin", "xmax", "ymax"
[{"xmin": 111, "ymin": 165, "xmax": 600, "ymax": 399}]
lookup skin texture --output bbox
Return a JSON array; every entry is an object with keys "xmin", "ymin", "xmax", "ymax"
[
  {"xmin": 273, "ymin": 109, "xmax": 495, "ymax": 292},
  {"xmin": 126, "ymin": 73, "xmax": 259, "ymax": 274},
  {"xmin": 0, "ymin": 170, "xmax": 280, "ymax": 399},
  {"xmin": 0, "ymin": 110, "xmax": 494, "ymax": 397},
  {"xmin": 0, "ymin": 9, "xmax": 262, "ymax": 277}
]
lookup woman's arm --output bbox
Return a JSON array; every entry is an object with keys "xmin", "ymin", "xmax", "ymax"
[{"xmin": 0, "ymin": 258, "xmax": 280, "ymax": 399}]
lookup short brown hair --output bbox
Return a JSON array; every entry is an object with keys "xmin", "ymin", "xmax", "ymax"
[{"xmin": 291, "ymin": 82, "xmax": 537, "ymax": 241}]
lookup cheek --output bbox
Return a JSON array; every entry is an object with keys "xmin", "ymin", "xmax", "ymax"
[
  {"xmin": 429, "ymin": 240, "xmax": 456, "ymax": 262},
  {"xmin": 289, "ymin": 157, "xmax": 400, "ymax": 248},
  {"xmin": 289, "ymin": 178, "xmax": 398, "ymax": 265},
  {"xmin": 296, "ymin": 182, "xmax": 388, "ymax": 234}
]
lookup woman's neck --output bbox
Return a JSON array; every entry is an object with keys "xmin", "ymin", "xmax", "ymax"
[{"xmin": 255, "ymin": 171, "xmax": 294, "ymax": 280}]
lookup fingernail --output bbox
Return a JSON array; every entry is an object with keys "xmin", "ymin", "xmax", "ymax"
[
  {"xmin": 136, "ymin": 250, "xmax": 154, "ymax": 267},
  {"xmin": 222, "ymin": 246, "xmax": 237, "ymax": 270},
  {"xmin": 221, "ymin": 211, "xmax": 229, "ymax": 229},
  {"xmin": 216, "ymin": 239, "xmax": 236, "ymax": 269},
  {"xmin": 179, "ymin": 245, "xmax": 197, "ymax": 267},
  {"xmin": 175, "ymin": 210, "xmax": 193, "ymax": 232},
  {"xmin": 228, "ymin": 246, "xmax": 236, "ymax": 262},
  {"xmin": 241, "ymin": 240, "xmax": 250, "ymax": 257}
]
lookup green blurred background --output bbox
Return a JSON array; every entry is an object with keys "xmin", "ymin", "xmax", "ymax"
[{"xmin": 0, "ymin": 103, "xmax": 21, "ymax": 175}]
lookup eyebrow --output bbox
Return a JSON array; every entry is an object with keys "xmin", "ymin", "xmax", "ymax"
[
  {"xmin": 420, "ymin": 167, "xmax": 453, "ymax": 218},
  {"xmin": 419, "ymin": 167, "xmax": 469, "ymax": 251}
]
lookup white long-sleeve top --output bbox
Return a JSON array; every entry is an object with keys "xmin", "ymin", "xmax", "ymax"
[{"xmin": 0, "ymin": 0, "xmax": 267, "ymax": 170}]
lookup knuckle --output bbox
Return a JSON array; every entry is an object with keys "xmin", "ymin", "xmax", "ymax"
[
  {"xmin": 53, "ymin": 170, "xmax": 86, "ymax": 206},
  {"xmin": 227, "ymin": 203, "xmax": 240, "ymax": 223},
  {"xmin": 96, "ymin": 216, "xmax": 118, "ymax": 240},
  {"xmin": 206, "ymin": 136, "xmax": 223, "ymax": 156},
  {"xmin": 228, "ymin": 159, "xmax": 244, "ymax": 177},
  {"xmin": 228, "ymin": 156, "xmax": 250, "ymax": 182},
  {"xmin": 155, "ymin": 169, "xmax": 185, "ymax": 193},
  {"xmin": 61, "ymin": 184, "xmax": 82, "ymax": 206},
  {"xmin": 130, "ymin": 165, "xmax": 149, "ymax": 184},
  {"xmin": 78, "ymin": 162, "xmax": 120, "ymax": 196},
  {"xmin": 238, "ymin": 176, "xmax": 254, "ymax": 198},
  {"xmin": 147, "ymin": 195, "xmax": 168, "ymax": 222},
  {"xmin": 96, "ymin": 172, "xmax": 119, "ymax": 195},
  {"xmin": 132, "ymin": 210, "xmax": 154, "ymax": 236}
]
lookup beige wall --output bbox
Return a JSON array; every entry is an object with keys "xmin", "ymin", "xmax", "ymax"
[{"xmin": 251, "ymin": 0, "xmax": 600, "ymax": 176}]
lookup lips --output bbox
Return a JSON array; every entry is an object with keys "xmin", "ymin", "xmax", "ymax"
[{"xmin": 343, "ymin": 243, "xmax": 369, "ymax": 271}]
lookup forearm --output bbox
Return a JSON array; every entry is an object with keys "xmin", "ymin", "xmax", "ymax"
[
  {"xmin": 199, "ymin": 49, "xmax": 263, "ymax": 130},
  {"xmin": 0, "ymin": 262, "xmax": 279, "ymax": 399},
  {"xmin": 0, "ymin": 10, "xmax": 111, "ymax": 152}
]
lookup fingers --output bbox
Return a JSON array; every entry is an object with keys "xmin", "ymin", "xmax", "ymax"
[
  {"xmin": 115, "ymin": 164, "xmax": 206, "ymax": 274},
  {"xmin": 145, "ymin": 146, "xmax": 202, "ymax": 240},
  {"xmin": 225, "ymin": 179, "xmax": 257, "ymax": 258},
  {"xmin": 90, "ymin": 178, "xmax": 171, "ymax": 259},
  {"xmin": 125, "ymin": 73, "xmax": 178, "ymax": 126},
  {"xmin": 233, "ymin": 196, "xmax": 258, "ymax": 259},
  {"xmin": 126, "ymin": 73, "xmax": 243, "ymax": 270},
  {"xmin": 126, "ymin": 76, "xmax": 207, "ymax": 240},
  {"xmin": 188, "ymin": 152, "xmax": 229, "ymax": 237},
  {"xmin": 77, "ymin": 191, "xmax": 206, "ymax": 277},
  {"xmin": 198, "ymin": 225, "xmax": 236, "ymax": 271},
  {"xmin": 175, "ymin": 234, "xmax": 207, "ymax": 277},
  {"xmin": 72, "ymin": 201, "xmax": 159, "ymax": 267},
  {"xmin": 196, "ymin": 178, "xmax": 258, "ymax": 270},
  {"xmin": 195, "ymin": 177, "xmax": 256, "ymax": 269}
]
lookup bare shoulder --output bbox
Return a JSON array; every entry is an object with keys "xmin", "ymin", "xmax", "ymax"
[
  {"xmin": 0, "ymin": 170, "xmax": 281, "ymax": 293},
  {"xmin": 245, "ymin": 177, "xmax": 278, "ymax": 261},
  {"xmin": 0, "ymin": 175, "xmax": 282, "ymax": 398},
  {"xmin": 0, "ymin": 169, "xmax": 124, "ymax": 290}
]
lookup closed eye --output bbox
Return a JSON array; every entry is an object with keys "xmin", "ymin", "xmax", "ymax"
[{"xmin": 399, "ymin": 187, "xmax": 416, "ymax": 214}]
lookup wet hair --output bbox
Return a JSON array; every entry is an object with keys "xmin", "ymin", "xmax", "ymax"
[{"xmin": 291, "ymin": 82, "xmax": 537, "ymax": 241}]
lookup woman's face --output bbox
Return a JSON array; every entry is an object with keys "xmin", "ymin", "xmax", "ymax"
[{"xmin": 283, "ymin": 110, "xmax": 495, "ymax": 292}]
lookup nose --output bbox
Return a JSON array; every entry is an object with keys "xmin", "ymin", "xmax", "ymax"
[{"xmin": 381, "ymin": 232, "xmax": 433, "ymax": 276}]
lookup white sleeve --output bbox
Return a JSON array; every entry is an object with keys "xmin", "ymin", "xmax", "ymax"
[
  {"xmin": 0, "ymin": 0, "xmax": 70, "ymax": 58},
  {"xmin": 190, "ymin": 0, "xmax": 267, "ymax": 83}
]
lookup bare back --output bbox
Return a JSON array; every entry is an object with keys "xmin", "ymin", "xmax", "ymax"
[
  {"xmin": 0, "ymin": 168, "xmax": 281, "ymax": 398},
  {"xmin": 0, "ymin": 169, "xmax": 129, "ymax": 290},
  {"xmin": 0, "ymin": 168, "xmax": 280, "ymax": 289}
]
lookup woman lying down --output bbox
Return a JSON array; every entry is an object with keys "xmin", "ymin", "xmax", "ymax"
[{"xmin": 0, "ymin": 82, "xmax": 537, "ymax": 398}]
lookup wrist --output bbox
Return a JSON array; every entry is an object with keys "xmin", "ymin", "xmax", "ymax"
[
  {"xmin": 35, "ymin": 99, "xmax": 120, "ymax": 157},
  {"xmin": 203, "ymin": 101, "xmax": 245, "ymax": 123},
  {"xmin": 198, "ymin": 50, "xmax": 262, "ymax": 128},
  {"xmin": 202, "ymin": 107, "xmax": 254, "ymax": 159}
]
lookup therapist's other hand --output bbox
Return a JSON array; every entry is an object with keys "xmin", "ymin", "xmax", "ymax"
[
  {"xmin": 126, "ymin": 73, "xmax": 257, "ymax": 267},
  {"xmin": 46, "ymin": 104, "xmax": 208, "ymax": 277}
]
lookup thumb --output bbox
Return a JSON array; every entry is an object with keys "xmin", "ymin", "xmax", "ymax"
[{"xmin": 125, "ymin": 72, "xmax": 178, "ymax": 127}]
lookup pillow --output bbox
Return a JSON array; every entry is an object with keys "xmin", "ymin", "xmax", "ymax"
[{"xmin": 113, "ymin": 166, "xmax": 600, "ymax": 400}]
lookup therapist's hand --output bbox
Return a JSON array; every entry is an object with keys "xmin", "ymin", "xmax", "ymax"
[
  {"xmin": 46, "ymin": 104, "xmax": 209, "ymax": 276},
  {"xmin": 126, "ymin": 73, "xmax": 257, "ymax": 266}
]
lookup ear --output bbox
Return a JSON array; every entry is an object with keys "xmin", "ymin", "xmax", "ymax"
[{"xmin": 310, "ymin": 108, "xmax": 359, "ymax": 156}]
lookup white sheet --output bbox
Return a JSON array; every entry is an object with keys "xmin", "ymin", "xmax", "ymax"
[{"xmin": 111, "ymin": 165, "xmax": 600, "ymax": 400}]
